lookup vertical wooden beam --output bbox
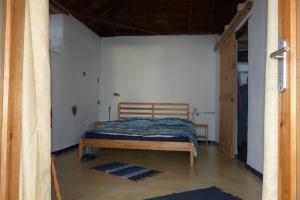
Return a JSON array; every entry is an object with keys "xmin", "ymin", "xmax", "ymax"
[
  {"xmin": 0, "ymin": 0, "xmax": 25, "ymax": 199},
  {"xmin": 219, "ymin": 33, "xmax": 237, "ymax": 160},
  {"xmin": 297, "ymin": 2, "xmax": 300, "ymax": 200},
  {"xmin": 51, "ymin": 156, "xmax": 62, "ymax": 200},
  {"xmin": 278, "ymin": 0, "xmax": 298, "ymax": 199}
]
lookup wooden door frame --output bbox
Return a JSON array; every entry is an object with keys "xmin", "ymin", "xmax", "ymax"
[
  {"xmin": 278, "ymin": 0, "xmax": 299, "ymax": 199},
  {"xmin": 297, "ymin": 1, "xmax": 300, "ymax": 199},
  {"xmin": 0, "ymin": 0, "xmax": 25, "ymax": 199}
]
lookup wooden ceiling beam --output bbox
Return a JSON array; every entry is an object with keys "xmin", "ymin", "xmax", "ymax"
[
  {"xmin": 231, "ymin": 0, "xmax": 240, "ymax": 16},
  {"xmin": 99, "ymin": 0, "xmax": 123, "ymax": 17},
  {"xmin": 96, "ymin": 23, "xmax": 107, "ymax": 33},
  {"xmin": 208, "ymin": 0, "xmax": 216, "ymax": 33},
  {"xmin": 50, "ymin": 0, "xmax": 71, "ymax": 15},
  {"xmin": 188, "ymin": 0, "xmax": 193, "ymax": 32},
  {"xmin": 96, "ymin": 0, "xmax": 123, "ymax": 34},
  {"xmin": 50, "ymin": 0, "xmax": 244, "ymax": 37},
  {"xmin": 214, "ymin": 1, "xmax": 252, "ymax": 50},
  {"xmin": 149, "ymin": 0, "xmax": 154, "ymax": 29},
  {"xmin": 75, "ymin": 13, "xmax": 160, "ymax": 35}
]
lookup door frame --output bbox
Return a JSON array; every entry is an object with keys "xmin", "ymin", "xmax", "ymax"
[
  {"xmin": 0, "ymin": 0, "xmax": 299, "ymax": 199},
  {"xmin": 0, "ymin": 0, "xmax": 25, "ymax": 199},
  {"xmin": 297, "ymin": 1, "xmax": 300, "ymax": 199},
  {"xmin": 278, "ymin": 0, "xmax": 299, "ymax": 199}
]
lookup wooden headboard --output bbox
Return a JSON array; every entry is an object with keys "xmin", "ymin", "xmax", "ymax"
[{"xmin": 118, "ymin": 102, "xmax": 190, "ymax": 120}]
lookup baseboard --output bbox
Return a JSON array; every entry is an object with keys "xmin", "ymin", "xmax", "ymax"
[
  {"xmin": 245, "ymin": 164, "xmax": 263, "ymax": 180},
  {"xmin": 52, "ymin": 144, "xmax": 79, "ymax": 155}
]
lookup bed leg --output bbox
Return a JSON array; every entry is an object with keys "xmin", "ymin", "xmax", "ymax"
[
  {"xmin": 190, "ymin": 150, "xmax": 194, "ymax": 167},
  {"xmin": 79, "ymin": 140, "xmax": 83, "ymax": 161}
]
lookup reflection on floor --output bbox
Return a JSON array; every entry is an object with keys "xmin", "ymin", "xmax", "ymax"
[{"xmin": 55, "ymin": 145, "xmax": 262, "ymax": 200}]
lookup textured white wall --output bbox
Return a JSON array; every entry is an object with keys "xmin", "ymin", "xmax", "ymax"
[
  {"xmin": 99, "ymin": 35, "xmax": 219, "ymax": 141},
  {"xmin": 50, "ymin": 15, "xmax": 101, "ymax": 151},
  {"xmin": 247, "ymin": 0, "xmax": 267, "ymax": 173}
]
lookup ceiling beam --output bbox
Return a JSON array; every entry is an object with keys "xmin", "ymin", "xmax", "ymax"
[
  {"xmin": 75, "ymin": 13, "xmax": 160, "ymax": 35},
  {"xmin": 231, "ymin": 0, "xmax": 240, "ymax": 16},
  {"xmin": 148, "ymin": 0, "xmax": 154, "ymax": 29},
  {"xmin": 188, "ymin": 0, "xmax": 194, "ymax": 32},
  {"xmin": 99, "ymin": 0, "xmax": 123, "ymax": 17},
  {"xmin": 208, "ymin": 0, "xmax": 216, "ymax": 33},
  {"xmin": 129, "ymin": 3, "xmax": 135, "ymax": 34},
  {"xmin": 50, "ymin": 0, "xmax": 71, "ymax": 15},
  {"xmin": 214, "ymin": 1, "xmax": 252, "ymax": 50},
  {"xmin": 95, "ymin": 0, "xmax": 123, "ymax": 34},
  {"xmin": 96, "ymin": 23, "xmax": 107, "ymax": 33}
]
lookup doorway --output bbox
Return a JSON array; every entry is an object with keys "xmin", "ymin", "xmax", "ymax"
[{"xmin": 236, "ymin": 22, "xmax": 248, "ymax": 163}]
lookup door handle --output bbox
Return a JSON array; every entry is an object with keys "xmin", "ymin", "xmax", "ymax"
[
  {"xmin": 270, "ymin": 38, "xmax": 289, "ymax": 92},
  {"xmin": 270, "ymin": 46, "xmax": 289, "ymax": 59}
]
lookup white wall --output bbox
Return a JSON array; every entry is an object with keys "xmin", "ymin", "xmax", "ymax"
[
  {"xmin": 99, "ymin": 35, "xmax": 219, "ymax": 141},
  {"xmin": 50, "ymin": 15, "xmax": 101, "ymax": 151},
  {"xmin": 247, "ymin": 0, "xmax": 267, "ymax": 173}
]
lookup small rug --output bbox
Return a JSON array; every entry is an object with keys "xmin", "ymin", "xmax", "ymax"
[
  {"xmin": 93, "ymin": 162, "xmax": 160, "ymax": 181},
  {"xmin": 146, "ymin": 187, "xmax": 241, "ymax": 200}
]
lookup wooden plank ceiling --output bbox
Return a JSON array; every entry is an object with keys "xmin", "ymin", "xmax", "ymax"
[{"xmin": 50, "ymin": 0, "xmax": 245, "ymax": 37}]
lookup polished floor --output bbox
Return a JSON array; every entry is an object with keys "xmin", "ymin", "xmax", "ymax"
[{"xmin": 55, "ymin": 145, "xmax": 262, "ymax": 200}]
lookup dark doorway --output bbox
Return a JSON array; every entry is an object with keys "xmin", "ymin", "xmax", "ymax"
[{"xmin": 236, "ymin": 22, "xmax": 248, "ymax": 163}]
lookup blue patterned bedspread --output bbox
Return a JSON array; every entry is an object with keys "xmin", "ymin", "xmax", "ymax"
[{"xmin": 82, "ymin": 118, "xmax": 199, "ymax": 156}]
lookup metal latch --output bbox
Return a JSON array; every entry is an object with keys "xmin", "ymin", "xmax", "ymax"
[{"xmin": 270, "ymin": 39, "xmax": 289, "ymax": 92}]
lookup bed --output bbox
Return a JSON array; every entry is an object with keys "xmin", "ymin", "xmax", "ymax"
[{"xmin": 79, "ymin": 102, "xmax": 199, "ymax": 167}]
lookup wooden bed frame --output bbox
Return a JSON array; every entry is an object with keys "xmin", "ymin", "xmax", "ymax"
[{"xmin": 79, "ymin": 102, "xmax": 196, "ymax": 167}]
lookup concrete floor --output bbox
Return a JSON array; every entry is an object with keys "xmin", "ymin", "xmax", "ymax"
[{"xmin": 55, "ymin": 145, "xmax": 262, "ymax": 200}]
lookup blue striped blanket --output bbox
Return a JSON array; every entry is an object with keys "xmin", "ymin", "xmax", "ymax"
[{"xmin": 82, "ymin": 117, "xmax": 199, "ymax": 156}]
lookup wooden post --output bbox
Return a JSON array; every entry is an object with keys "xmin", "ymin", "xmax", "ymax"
[
  {"xmin": 51, "ymin": 156, "xmax": 62, "ymax": 200},
  {"xmin": 0, "ymin": 0, "xmax": 25, "ymax": 199},
  {"xmin": 278, "ymin": 0, "xmax": 299, "ymax": 199}
]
